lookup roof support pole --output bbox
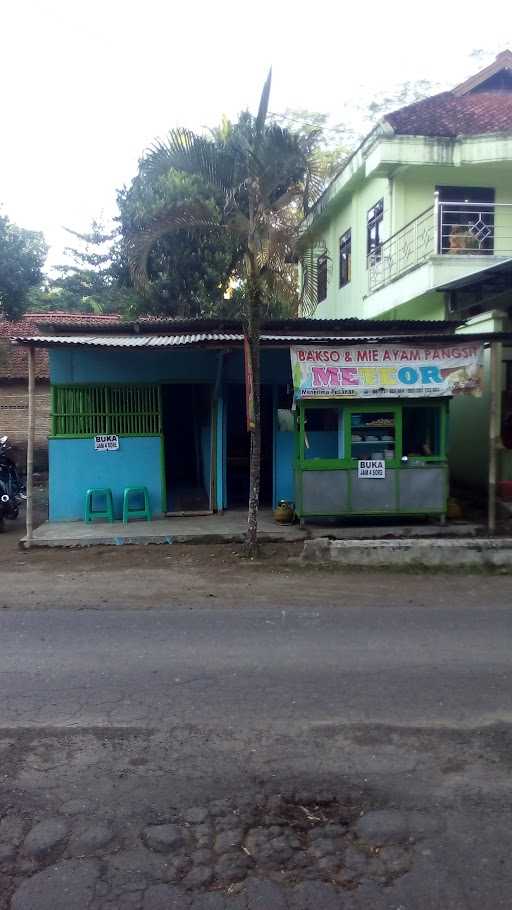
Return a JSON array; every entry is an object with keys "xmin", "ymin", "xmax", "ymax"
[
  {"xmin": 25, "ymin": 345, "xmax": 35, "ymax": 548},
  {"xmin": 488, "ymin": 340, "xmax": 502, "ymax": 534}
]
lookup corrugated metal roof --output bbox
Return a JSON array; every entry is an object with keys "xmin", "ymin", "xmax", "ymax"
[
  {"xmin": 27, "ymin": 316, "xmax": 463, "ymax": 336},
  {"xmin": 13, "ymin": 333, "xmax": 245, "ymax": 347},
  {"xmin": 13, "ymin": 331, "xmax": 509, "ymax": 348}
]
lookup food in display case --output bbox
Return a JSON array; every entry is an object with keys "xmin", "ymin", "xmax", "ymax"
[{"xmin": 350, "ymin": 411, "xmax": 395, "ymax": 459}]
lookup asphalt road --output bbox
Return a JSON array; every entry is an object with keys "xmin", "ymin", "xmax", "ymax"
[
  {"xmin": 1, "ymin": 602, "xmax": 512, "ymax": 730},
  {"xmin": 2, "ymin": 590, "xmax": 512, "ymax": 908}
]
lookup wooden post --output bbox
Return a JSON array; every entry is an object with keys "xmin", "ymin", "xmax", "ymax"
[
  {"xmin": 488, "ymin": 341, "xmax": 502, "ymax": 534},
  {"xmin": 25, "ymin": 346, "xmax": 35, "ymax": 548}
]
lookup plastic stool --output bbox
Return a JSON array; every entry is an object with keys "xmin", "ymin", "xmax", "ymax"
[
  {"xmin": 84, "ymin": 488, "xmax": 114, "ymax": 523},
  {"xmin": 122, "ymin": 486, "xmax": 151, "ymax": 523}
]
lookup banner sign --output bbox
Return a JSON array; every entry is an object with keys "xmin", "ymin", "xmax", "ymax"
[
  {"xmin": 94, "ymin": 434, "xmax": 119, "ymax": 452},
  {"xmin": 358, "ymin": 459, "xmax": 385, "ymax": 479},
  {"xmin": 291, "ymin": 343, "xmax": 484, "ymax": 399}
]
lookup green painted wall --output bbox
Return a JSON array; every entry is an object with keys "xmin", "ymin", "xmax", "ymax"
[
  {"xmin": 395, "ymin": 162, "xmax": 512, "ymax": 257},
  {"xmin": 302, "ymin": 131, "xmax": 512, "ymax": 494},
  {"xmin": 449, "ymin": 313, "xmax": 503, "ymax": 489},
  {"xmin": 306, "ymin": 137, "xmax": 512, "ymax": 322},
  {"xmin": 448, "ymin": 350, "xmax": 492, "ymax": 489},
  {"xmin": 314, "ymin": 175, "xmax": 390, "ymax": 319},
  {"xmin": 378, "ymin": 292, "xmax": 446, "ymax": 322}
]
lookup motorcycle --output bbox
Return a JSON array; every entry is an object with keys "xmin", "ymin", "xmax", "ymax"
[{"xmin": 0, "ymin": 435, "xmax": 26, "ymax": 522}]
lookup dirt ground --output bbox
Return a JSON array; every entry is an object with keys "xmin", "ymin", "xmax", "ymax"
[
  {"xmin": 2, "ymin": 521, "xmax": 512, "ymax": 614},
  {"xmin": 1, "ymin": 477, "xmax": 511, "ymax": 611}
]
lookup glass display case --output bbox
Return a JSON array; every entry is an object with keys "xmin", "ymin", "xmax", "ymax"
[
  {"xmin": 295, "ymin": 399, "xmax": 448, "ymax": 520},
  {"xmin": 350, "ymin": 411, "xmax": 396, "ymax": 462}
]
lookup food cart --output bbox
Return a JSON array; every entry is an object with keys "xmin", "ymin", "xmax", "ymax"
[{"xmin": 291, "ymin": 340, "xmax": 484, "ymax": 522}]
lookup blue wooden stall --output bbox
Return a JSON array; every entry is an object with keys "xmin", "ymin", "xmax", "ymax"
[
  {"xmin": 46, "ymin": 341, "xmax": 295, "ymax": 521},
  {"xmin": 15, "ymin": 317, "xmax": 470, "ymax": 525}
]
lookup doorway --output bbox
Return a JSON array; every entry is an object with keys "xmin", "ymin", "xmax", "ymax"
[
  {"xmin": 162, "ymin": 384, "xmax": 212, "ymax": 513},
  {"xmin": 225, "ymin": 384, "xmax": 273, "ymax": 507}
]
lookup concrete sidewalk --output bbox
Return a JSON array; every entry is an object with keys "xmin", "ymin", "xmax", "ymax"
[
  {"xmin": 21, "ymin": 509, "xmax": 486, "ymax": 548},
  {"xmin": 22, "ymin": 510, "xmax": 306, "ymax": 547}
]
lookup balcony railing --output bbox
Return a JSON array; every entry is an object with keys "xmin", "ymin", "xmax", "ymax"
[
  {"xmin": 368, "ymin": 206, "xmax": 435, "ymax": 293},
  {"xmin": 368, "ymin": 197, "xmax": 512, "ymax": 294}
]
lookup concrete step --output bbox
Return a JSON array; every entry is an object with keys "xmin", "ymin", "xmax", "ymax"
[{"xmin": 301, "ymin": 537, "xmax": 512, "ymax": 569}]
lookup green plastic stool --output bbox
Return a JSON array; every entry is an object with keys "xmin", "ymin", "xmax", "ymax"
[
  {"xmin": 84, "ymin": 488, "xmax": 114, "ymax": 523},
  {"xmin": 122, "ymin": 486, "xmax": 151, "ymax": 523}
]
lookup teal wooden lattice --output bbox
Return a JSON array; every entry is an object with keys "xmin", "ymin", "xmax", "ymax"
[{"xmin": 52, "ymin": 385, "xmax": 161, "ymax": 437}]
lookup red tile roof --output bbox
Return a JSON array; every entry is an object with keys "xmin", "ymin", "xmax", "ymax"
[
  {"xmin": 385, "ymin": 90, "xmax": 512, "ymax": 138},
  {"xmin": 0, "ymin": 313, "xmax": 121, "ymax": 380}
]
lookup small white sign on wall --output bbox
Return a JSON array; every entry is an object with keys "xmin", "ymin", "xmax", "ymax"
[
  {"xmin": 358, "ymin": 459, "xmax": 385, "ymax": 479},
  {"xmin": 94, "ymin": 434, "xmax": 119, "ymax": 452}
]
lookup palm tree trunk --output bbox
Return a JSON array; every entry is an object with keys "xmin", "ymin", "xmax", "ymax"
[{"xmin": 245, "ymin": 277, "xmax": 261, "ymax": 556}]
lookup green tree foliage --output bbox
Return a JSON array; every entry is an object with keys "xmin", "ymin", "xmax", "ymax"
[
  {"xmin": 116, "ymin": 167, "xmax": 239, "ymax": 318},
  {"xmin": 128, "ymin": 71, "xmax": 322, "ymax": 553},
  {"xmin": 0, "ymin": 212, "xmax": 47, "ymax": 320},
  {"xmin": 272, "ymin": 109, "xmax": 353, "ymax": 184},
  {"xmin": 31, "ymin": 221, "xmax": 136, "ymax": 315}
]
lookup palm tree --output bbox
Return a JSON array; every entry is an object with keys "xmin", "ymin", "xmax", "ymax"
[{"xmin": 128, "ymin": 70, "xmax": 323, "ymax": 555}]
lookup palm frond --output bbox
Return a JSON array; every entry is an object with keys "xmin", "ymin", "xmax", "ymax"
[
  {"xmin": 249, "ymin": 125, "xmax": 321, "ymax": 216},
  {"xmin": 299, "ymin": 242, "xmax": 329, "ymax": 316},
  {"xmin": 127, "ymin": 202, "xmax": 231, "ymax": 293},
  {"xmin": 224, "ymin": 209, "xmax": 251, "ymax": 239},
  {"xmin": 128, "ymin": 75, "xmax": 330, "ymax": 315},
  {"xmin": 145, "ymin": 129, "xmax": 236, "ymax": 197},
  {"xmin": 250, "ymin": 265, "xmax": 300, "ymax": 318},
  {"xmin": 255, "ymin": 68, "xmax": 272, "ymax": 144},
  {"xmin": 251, "ymin": 216, "xmax": 297, "ymax": 274},
  {"xmin": 303, "ymin": 152, "xmax": 328, "ymax": 214}
]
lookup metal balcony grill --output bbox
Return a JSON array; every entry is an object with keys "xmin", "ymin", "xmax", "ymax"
[
  {"xmin": 368, "ymin": 197, "xmax": 512, "ymax": 294},
  {"xmin": 368, "ymin": 206, "xmax": 435, "ymax": 292}
]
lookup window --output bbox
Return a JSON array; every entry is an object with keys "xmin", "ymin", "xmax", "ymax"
[
  {"xmin": 339, "ymin": 229, "xmax": 352, "ymax": 287},
  {"xmin": 402, "ymin": 406, "xmax": 441, "ymax": 458},
  {"xmin": 437, "ymin": 186, "xmax": 495, "ymax": 255},
  {"xmin": 52, "ymin": 385, "xmax": 161, "ymax": 437},
  {"xmin": 350, "ymin": 410, "xmax": 395, "ymax": 461},
  {"xmin": 317, "ymin": 255, "xmax": 327, "ymax": 303},
  {"xmin": 367, "ymin": 199, "xmax": 384, "ymax": 262},
  {"xmin": 303, "ymin": 406, "xmax": 343, "ymax": 460}
]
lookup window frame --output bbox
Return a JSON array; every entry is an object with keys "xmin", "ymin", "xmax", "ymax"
[
  {"xmin": 296, "ymin": 400, "xmax": 448, "ymax": 471},
  {"xmin": 317, "ymin": 254, "xmax": 328, "ymax": 303},
  {"xmin": 346, "ymin": 404, "xmax": 401, "ymax": 469},
  {"xmin": 298, "ymin": 400, "xmax": 345, "ymax": 469},
  {"xmin": 401, "ymin": 401, "xmax": 448, "ymax": 463},
  {"xmin": 436, "ymin": 185, "xmax": 495, "ymax": 255},
  {"xmin": 339, "ymin": 229, "xmax": 352, "ymax": 288},
  {"xmin": 367, "ymin": 199, "xmax": 384, "ymax": 264}
]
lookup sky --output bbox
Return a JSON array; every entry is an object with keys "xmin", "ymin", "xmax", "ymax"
[{"xmin": 1, "ymin": 0, "xmax": 511, "ymax": 270}]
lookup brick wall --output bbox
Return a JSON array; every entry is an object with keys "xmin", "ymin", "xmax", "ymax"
[{"xmin": 0, "ymin": 380, "xmax": 50, "ymax": 470}]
